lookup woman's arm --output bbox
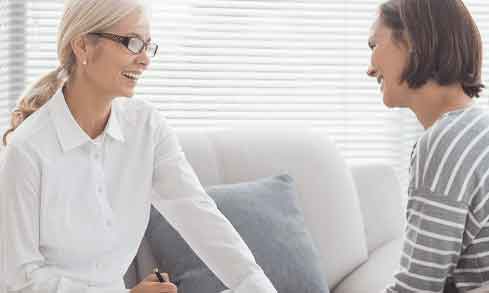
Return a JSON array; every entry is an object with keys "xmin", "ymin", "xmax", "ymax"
[
  {"xmin": 150, "ymin": 118, "xmax": 276, "ymax": 293},
  {"xmin": 385, "ymin": 193, "xmax": 469, "ymax": 293},
  {"xmin": 1, "ymin": 144, "xmax": 130, "ymax": 293}
]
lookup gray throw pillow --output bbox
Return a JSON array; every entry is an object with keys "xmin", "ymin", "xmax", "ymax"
[{"xmin": 145, "ymin": 174, "xmax": 329, "ymax": 293}]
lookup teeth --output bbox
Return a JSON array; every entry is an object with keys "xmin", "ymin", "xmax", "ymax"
[{"xmin": 122, "ymin": 72, "xmax": 140, "ymax": 80}]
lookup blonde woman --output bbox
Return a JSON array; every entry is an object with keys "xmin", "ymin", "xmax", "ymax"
[{"xmin": 0, "ymin": 0, "xmax": 276, "ymax": 292}]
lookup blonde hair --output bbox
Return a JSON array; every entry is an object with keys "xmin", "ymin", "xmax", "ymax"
[{"xmin": 2, "ymin": 0, "xmax": 148, "ymax": 145}]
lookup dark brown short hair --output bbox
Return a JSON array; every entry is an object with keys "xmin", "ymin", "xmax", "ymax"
[{"xmin": 379, "ymin": 0, "xmax": 484, "ymax": 97}]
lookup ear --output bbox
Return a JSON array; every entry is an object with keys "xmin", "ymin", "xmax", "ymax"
[
  {"xmin": 71, "ymin": 35, "xmax": 93, "ymax": 65},
  {"xmin": 401, "ymin": 30, "xmax": 413, "ymax": 51}
]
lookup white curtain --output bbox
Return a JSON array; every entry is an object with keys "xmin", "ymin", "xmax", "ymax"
[{"xmin": 3, "ymin": 0, "xmax": 489, "ymax": 190}]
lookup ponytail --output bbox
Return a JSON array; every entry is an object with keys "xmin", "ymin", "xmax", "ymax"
[{"xmin": 2, "ymin": 66, "xmax": 68, "ymax": 145}]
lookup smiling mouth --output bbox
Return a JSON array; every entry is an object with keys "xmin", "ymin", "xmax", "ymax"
[
  {"xmin": 122, "ymin": 72, "xmax": 141, "ymax": 81},
  {"xmin": 377, "ymin": 75, "xmax": 384, "ymax": 91}
]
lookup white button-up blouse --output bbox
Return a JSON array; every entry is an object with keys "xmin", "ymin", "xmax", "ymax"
[{"xmin": 0, "ymin": 87, "xmax": 276, "ymax": 293}]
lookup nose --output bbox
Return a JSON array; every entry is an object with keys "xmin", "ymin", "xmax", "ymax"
[
  {"xmin": 366, "ymin": 64, "xmax": 377, "ymax": 77},
  {"xmin": 137, "ymin": 50, "xmax": 151, "ymax": 70}
]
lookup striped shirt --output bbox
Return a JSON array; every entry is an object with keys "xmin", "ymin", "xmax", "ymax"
[{"xmin": 386, "ymin": 106, "xmax": 489, "ymax": 293}]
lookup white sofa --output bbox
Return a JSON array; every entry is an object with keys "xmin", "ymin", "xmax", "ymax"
[{"xmin": 124, "ymin": 128, "xmax": 405, "ymax": 293}]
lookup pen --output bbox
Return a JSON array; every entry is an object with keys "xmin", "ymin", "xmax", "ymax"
[{"xmin": 153, "ymin": 268, "xmax": 168, "ymax": 283}]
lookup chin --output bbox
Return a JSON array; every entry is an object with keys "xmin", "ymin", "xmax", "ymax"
[
  {"xmin": 383, "ymin": 99, "xmax": 396, "ymax": 108},
  {"xmin": 120, "ymin": 89, "xmax": 136, "ymax": 98},
  {"xmin": 382, "ymin": 93, "xmax": 399, "ymax": 108}
]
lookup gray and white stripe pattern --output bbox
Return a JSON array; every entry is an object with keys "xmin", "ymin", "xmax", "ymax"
[{"xmin": 387, "ymin": 107, "xmax": 489, "ymax": 293}]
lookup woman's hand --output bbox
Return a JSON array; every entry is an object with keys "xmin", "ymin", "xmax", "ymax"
[{"xmin": 130, "ymin": 273, "xmax": 178, "ymax": 293}]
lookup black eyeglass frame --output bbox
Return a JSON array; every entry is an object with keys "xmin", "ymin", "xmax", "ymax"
[{"xmin": 88, "ymin": 32, "xmax": 158, "ymax": 57}]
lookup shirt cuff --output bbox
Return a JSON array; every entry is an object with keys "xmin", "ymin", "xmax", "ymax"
[{"xmin": 233, "ymin": 270, "xmax": 277, "ymax": 293}]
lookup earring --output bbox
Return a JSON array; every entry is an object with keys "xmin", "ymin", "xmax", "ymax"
[{"xmin": 82, "ymin": 60, "xmax": 87, "ymax": 65}]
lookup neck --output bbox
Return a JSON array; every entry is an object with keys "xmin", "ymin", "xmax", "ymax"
[
  {"xmin": 63, "ymin": 76, "xmax": 113, "ymax": 139},
  {"xmin": 407, "ymin": 82, "xmax": 473, "ymax": 129}
]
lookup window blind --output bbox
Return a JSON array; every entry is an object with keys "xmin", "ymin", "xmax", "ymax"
[
  {"xmin": 11, "ymin": 0, "xmax": 489, "ymax": 190},
  {"xmin": 0, "ymin": 0, "xmax": 11, "ymax": 136}
]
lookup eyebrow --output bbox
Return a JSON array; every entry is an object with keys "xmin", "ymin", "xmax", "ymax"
[{"xmin": 127, "ymin": 32, "xmax": 151, "ymax": 42}]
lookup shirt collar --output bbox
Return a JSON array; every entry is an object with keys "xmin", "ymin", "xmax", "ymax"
[
  {"xmin": 48, "ymin": 86, "xmax": 125, "ymax": 152},
  {"xmin": 105, "ymin": 103, "xmax": 125, "ymax": 143}
]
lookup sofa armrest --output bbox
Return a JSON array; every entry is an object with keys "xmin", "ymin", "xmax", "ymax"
[{"xmin": 349, "ymin": 163, "xmax": 404, "ymax": 254}]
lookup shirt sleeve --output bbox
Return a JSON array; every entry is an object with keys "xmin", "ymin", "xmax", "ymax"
[
  {"xmin": 1, "ymin": 144, "xmax": 130, "ymax": 293},
  {"xmin": 384, "ymin": 190, "xmax": 469, "ymax": 293},
  {"xmin": 150, "ymin": 118, "xmax": 276, "ymax": 293}
]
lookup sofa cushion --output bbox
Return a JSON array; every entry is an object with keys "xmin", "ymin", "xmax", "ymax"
[
  {"xmin": 177, "ymin": 129, "xmax": 368, "ymax": 287},
  {"xmin": 350, "ymin": 164, "xmax": 404, "ymax": 253},
  {"xmin": 332, "ymin": 237, "xmax": 402, "ymax": 293},
  {"xmin": 145, "ymin": 174, "xmax": 329, "ymax": 293}
]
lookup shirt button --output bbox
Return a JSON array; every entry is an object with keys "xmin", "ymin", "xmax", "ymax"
[
  {"xmin": 94, "ymin": 153, "xmax": 100, "ymax": 160},
  {"xmin": 97, "ymin": 186, "xmax": 103, "ymax": 193},
  {"xmin": 106, "ymin": 219, "xmax": 112, "ymax": 227}
]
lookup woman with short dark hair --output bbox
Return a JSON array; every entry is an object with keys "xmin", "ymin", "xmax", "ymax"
[{"xmin": 367, "ymin": 0, "xmax": 487, "ymax": 292}]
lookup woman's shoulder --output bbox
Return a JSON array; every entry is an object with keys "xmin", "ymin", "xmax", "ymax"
[
  {"xmin": 423, "ymin": 107, "xmax": 489, "ymax": 152},
  {"xmin": 412, "ymin": 107, "xmax": 489, "ymax": 203},
  {"xmin": 440, "ymin": 105, "xmax": 488, "ymax": 128},
  {"xmin": 8, "ymin": 105, "xmax": 52, "ymax": 148}
]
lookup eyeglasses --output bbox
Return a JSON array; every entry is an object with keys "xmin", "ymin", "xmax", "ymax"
[{"xmin": 88, "ymin": 32, "xmax": 158, "ymax": 57}]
